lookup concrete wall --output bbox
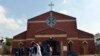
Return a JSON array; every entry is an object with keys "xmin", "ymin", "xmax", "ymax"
[{"xmin": 0, "ymin": 46, "xmax": 3, "ymax": 55}]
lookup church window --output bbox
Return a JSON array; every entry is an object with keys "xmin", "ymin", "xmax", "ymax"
[
  {"xmin": 82, "ymin": 41, "xmax": 88, "ymax": 54},
  {"xmin": 18, "ymin": 42, "xmax": 23, "ymax": 47},
  {"xmin": 46, "ymin": 16, "xmax": 56, "ymax": 27},
  {"xmin": 67, "ymin": 41, "xmax": 73, "ymax": 51}
]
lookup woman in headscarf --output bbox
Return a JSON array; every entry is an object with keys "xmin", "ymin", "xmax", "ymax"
[{"xmin": 36, "ymin": 43, "xmax": 42, "ymax": 56}]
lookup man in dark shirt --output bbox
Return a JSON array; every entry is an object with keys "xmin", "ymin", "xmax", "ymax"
[{"xmin": 29, "ymin": 42, "xmax": 37, "ymax": 56}]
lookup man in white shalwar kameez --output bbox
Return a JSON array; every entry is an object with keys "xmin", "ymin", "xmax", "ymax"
[{"xmin": 36, "ymin": 43, "xmax": 42, "ymax": 56}]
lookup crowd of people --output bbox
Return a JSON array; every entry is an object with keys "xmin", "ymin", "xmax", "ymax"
[{"xmin": 13, "ymin": 42, "xmax": 42, "ymax": 56}]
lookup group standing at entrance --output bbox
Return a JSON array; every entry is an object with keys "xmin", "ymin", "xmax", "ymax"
[
  {"xmin": 13, "ymin": 42, "xmax": 42, "ymax": 56},
  {"xmin": 13, "ymin": 42, "xmax": 43, "ymax": 56}
]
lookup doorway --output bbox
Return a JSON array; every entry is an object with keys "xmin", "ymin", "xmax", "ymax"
[{"xmin": 41, "ymin": 38, "xmax": 61, "ymax": 56}]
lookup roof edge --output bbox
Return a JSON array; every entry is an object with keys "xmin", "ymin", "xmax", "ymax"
[
  {"xmin": 13, "ymin": 31, "xmax": 27, "ymax": 38},
  {"xmin": 28, "ymin": 10, "xmax": 76, "ymax": 21},
  {"xmin": 78, "ymin": 29, "xmax": 94, "ymax": 36}
]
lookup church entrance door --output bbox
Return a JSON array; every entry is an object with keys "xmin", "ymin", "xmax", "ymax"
[{"xmin": 41, "ymin": 38, "xmax": 61, "ymax": 56}]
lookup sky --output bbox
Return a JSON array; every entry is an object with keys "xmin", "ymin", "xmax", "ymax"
[{"xmin": 0, "ymin": 0, "xmax": 100, "ymax": 38}]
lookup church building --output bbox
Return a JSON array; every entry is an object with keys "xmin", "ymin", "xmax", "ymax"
[{"xmin": 12, "ymin": 10, "xmax": 95, "ymax": 56}]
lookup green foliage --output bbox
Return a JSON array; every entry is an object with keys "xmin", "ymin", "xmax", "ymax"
[
  {"xmin": 5, "ymin": 38, "xmax": 12, "ymax": 46},
  {"xmin": 2, "ymin": 45, "xmax": 10, "ymax": 55},
  {"xmin": 96, "ymin": 51, "xmax": 100, "ymax": 56}
]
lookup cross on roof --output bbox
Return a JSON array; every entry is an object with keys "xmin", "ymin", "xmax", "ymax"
[{"xmin": 49, "ymin": 2, "xmax": 54, "ymax": 11}]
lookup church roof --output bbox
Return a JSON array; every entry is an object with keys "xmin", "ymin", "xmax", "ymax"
[
  {"xmin": 35, "ymin": 28, "xmax": 66, "ymax": 35},
  {"xmin": 28, "ymin": 11, "xmax": 76, "ymax": 21},
  {"xmin": 78, "ymin": 29, "xmax": 94, "ymax": 38},
  {"xmin": 13, "ymin": 31, "xmax": 27, "ymax": 39}
]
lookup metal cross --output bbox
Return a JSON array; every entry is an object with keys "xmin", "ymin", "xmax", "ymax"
[{"xmin": 49, "ymin": 2, "xmax": 54, "ymax": 11}]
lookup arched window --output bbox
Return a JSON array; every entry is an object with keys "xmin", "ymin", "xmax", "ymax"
[
  {"xmin": 82, "ymin": 41, "xmax": 88, "ymax": 54},
  {"xmin": 18, "ymin": 42, "xmax": 23, "ymax": 47},
  {"xmin": 67, "ymin": 41, "xmax": 73, "ymax": 51}
]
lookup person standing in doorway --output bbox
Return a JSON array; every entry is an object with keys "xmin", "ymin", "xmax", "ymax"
[
  {"xmin": 46, "ymin": 44, "xmax": 51, "ymax": 56},
  {"xmin": 50, "ymin": 46, "xmax": 53, "ymax": 56}
]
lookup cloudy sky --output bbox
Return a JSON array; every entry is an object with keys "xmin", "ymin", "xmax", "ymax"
[{"xmin": 0, "ymin": 0, "xmax": 100, "ymax": 38}]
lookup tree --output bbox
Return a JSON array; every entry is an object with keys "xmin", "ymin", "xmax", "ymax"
[{"xmin": 5, "ymin": 38, "xmax": 12, "ymax": 46}]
